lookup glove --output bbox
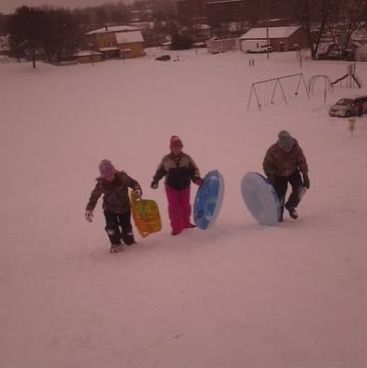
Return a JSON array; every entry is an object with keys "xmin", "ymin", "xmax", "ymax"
[
  {"xmin": 194, "ymin": 177, "xmax": 204, "ymax": 186},
  {"xmin": 150, "ymin": 180, "xmax": 159, "ymax": 189},
  {"xmin": 134, "ymin": 188, "xmax": 142, "ymax": 199},
  {"xmin": 85, "ymin": 210, "xmax": 93, "ymax": 223},
  {"xmin": 303, "ymin": 174, "xmax": 310, "ymax": 189}
]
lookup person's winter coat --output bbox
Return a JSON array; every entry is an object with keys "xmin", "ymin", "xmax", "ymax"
[
  {"xmin": 86, "ymin": 171, "xmax": 141, "ymax": 214},
  {"xmin": 152, "ymin": 152, "xmax": 201, "ymax": 190},
  {"xmin": 263, "ymin": 139, "xmax": 308, "ymax": 177}
]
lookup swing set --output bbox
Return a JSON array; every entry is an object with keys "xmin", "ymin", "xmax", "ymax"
[{"xmin": 247, "ymin": 73, "xmax": 309, "ymax": 111}]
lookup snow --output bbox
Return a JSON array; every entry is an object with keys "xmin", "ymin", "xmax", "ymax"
[
  {"xmin": 99, "ymin": 47, "xmax": 120, "ymax": 52},
  {"xmin": 76, "ymin": 50, "xmax": 103, "ymax": 56},
  {"xmin": 86, "ymin": 25, "xmax": 139, "ymax": 35},
  {"xmin": 241, "ymin": 26, "xmax": 302, "ymax": 39},
  {"xmin": 1, "ymin": 48, "xmax": 367, "ymax": 368}
]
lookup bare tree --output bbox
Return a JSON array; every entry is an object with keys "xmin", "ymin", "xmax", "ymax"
[
  {"xmin": 296, "ymin": 0, "xmax": 339, "ymax": 59},
  {"xmin": 328, "ymin": 0, "xmax": 367, "ymax": 55}
]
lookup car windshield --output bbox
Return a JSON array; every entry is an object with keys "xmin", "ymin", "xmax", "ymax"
[{"xmin": 336, "ymin": 99, "xmax": 353, "ymax": 105}]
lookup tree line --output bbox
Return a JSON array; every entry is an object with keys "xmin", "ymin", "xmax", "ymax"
[
  {"xmin": 5, "ymin": 0, "xmax": 176, "ymax": 68},
  {"xmin": 3, "ymin": 0, "xmax": 367, "ymax": 68}
]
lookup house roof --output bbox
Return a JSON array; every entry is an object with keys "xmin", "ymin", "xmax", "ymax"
[
  {"xmin": 240, "ymin": 26, "xmax": 301, "ymax": 40},
  {"xmin": 129, "ymin": 22, "xmax": 154, "ymax": 30},
  {"xmin": 99, "ymin": 47, "xmax": 120, "ymax": 52},
  {"xmin": 115, "ymin": 31, "xmax": 144, "ymax": 44},
  {"xmin": 76, "ymin": 50, "xmax": 102, "ymax": 56},
  {"xmin": 193, "ymin": 24, "xmax": 211, "ymax": 30},
  {"xmin": 86, "ymin": 25, "xmax": 138, "ymax": 35}
]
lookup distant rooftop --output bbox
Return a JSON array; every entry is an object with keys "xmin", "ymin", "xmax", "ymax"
[
  {"xmin": 86, "ymin": 25, "xmax": 139, "ymax": 35},
  {"xmin": 240, "ymin": 26, "xmax": 301, "ymax": 39}
]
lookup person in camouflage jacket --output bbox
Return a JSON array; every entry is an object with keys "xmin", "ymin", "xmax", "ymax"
[
  {"xmin": 85, "ymin": 159, "xmax": 142, "ymax": 250},
  {"xmin": 263, "ymin": 130, "xmax": 310, "ymax": 221},
  {"xmin": 151, "ymin": 136, "xmax": 203, "ymax": 236}
]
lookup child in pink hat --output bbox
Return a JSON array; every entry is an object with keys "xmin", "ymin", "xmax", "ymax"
[{"xmin": 151, "ymin": 136, "xmax": 203, "ymax": 236}]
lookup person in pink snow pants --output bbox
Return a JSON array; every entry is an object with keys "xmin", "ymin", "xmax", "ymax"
[{"xmin": 151, "ymin": 136, "xmax": 203, "ymax": 236}]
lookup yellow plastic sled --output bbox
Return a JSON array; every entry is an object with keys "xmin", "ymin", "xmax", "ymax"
[{"xmin": 130, "ymin": 191, "xmax": 162, "ymax": 238}]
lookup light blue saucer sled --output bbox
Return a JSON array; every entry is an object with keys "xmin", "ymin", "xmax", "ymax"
[{"xmin": 241, "ymin": 172, "xmax": 281, "ymax": 226}]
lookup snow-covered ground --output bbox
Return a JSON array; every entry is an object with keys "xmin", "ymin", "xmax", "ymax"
[{"xmin": 1, "ymin": 48, "xmax": 367, "ymax": 368}]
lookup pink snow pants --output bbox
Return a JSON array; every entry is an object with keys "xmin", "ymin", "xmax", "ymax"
[{"xmin": 165, "ymin": 187, "xmax": 191, "ymax": 234}]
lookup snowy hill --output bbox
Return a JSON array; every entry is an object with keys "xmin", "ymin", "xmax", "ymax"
[{"xmin": 1, "ymin": 49, "xmax": 367, "ymax": 368}]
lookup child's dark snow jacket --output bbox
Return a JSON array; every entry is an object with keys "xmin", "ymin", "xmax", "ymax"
[{"xmin": 86, "ymin": 171, "xmax": 141, "ymax": 214}]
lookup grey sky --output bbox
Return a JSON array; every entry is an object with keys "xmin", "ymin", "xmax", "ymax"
[{"xmin": 0, "ymin": 0, "xmax": 123, "ymax": 14}]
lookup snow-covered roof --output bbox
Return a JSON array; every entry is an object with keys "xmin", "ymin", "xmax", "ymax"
[
  {"xmin": 193, "ymin": 24, "xmax": 211, "ymax": 30},
  {"xmin": 115, "ymin": 31, "xmax": 144, "ymax": 44},
  {"xmin": 86, "ymin": 25, "xmax": 138, "ymax": 35},
  {"xmin": 129, "ymin": 22, "xmax": 154, "ymax": 30},
  {"xmin": 99, "ymin": 47, "xmax": 120, "ymax": 52},
  {"xmin": 240, "ymin": 26, "xmax": 301, "ymax": 40},
  {"xmin": 76, "ymin": 50, "xmax": 102, "ymax": 56}
]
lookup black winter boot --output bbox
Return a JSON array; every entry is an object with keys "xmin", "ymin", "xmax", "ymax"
[{"xmin": 287, "ymin": 207, "xmax": 298, "ymax": 219}]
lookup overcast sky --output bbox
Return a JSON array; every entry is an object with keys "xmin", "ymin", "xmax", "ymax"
[{"xmin": 0, "ymin": 0, "xmax": 124, "ymax": 14}]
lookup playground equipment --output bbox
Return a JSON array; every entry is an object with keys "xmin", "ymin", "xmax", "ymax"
[
  {"xmin": 307, "ymin": 75, "xmax": 334, "ymax": 103},
  {"xmin": 331, "ymin": 63, "xmax": 362, "ymax": 88},
  {"xmin": 247, "ymin": 73, "xmax": 309, "ymax": 111}
]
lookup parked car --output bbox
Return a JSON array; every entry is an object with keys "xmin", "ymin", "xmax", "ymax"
[
  {"xmin": 329, "ymin": 95, "xmax": 367, "ymax": 117},
  {"xmin": 247, "ymin": 45, "xmax": 272, "ymax": 53},
  {"xmin": 289, "ymin": 43, "xmax": 300, "ymax": 51}
]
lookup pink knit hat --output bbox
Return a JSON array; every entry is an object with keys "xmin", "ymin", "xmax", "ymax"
[
  {"xmin": 170, "ymin": 135, "xmax": 183, "ymax": 149},
  {"xmin": 99, "ymin": 159, "xmax": 117, "ymax": 178}
]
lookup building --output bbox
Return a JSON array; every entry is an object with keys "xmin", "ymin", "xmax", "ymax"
[
  {"xmin": 240, "ymin": 26, "xmax": 307, "ymax": 52},
  {"xmin": 86, "ymin": 25, "xmax": 145, "ymax": 59},
  {"xmin": 177, "ymin": 0, "xmax": 297, "ymax": 26},
  {"xmin": 177, "ymin": 0, "xmax": 207, "ymax": 24},
  {"xmin": 192, "ymin": 23, "xmax": 212, "ymax": 41},
  {"xmin": 76, "ymin": 50, "xmax": 103, "ymax": 64},
  {"xmin": 206, "ymin": 0, "xmax": 246, "ymax": 26},
  {"xmin": 0, "ymin": 35, "xmax": 9, "ymax": 55},
  {"xmin": 355, "ymin": 44, "xmax": 367, "ymax": 62}
]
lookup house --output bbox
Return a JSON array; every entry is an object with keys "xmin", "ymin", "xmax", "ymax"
[
  {"xmin": 206, "ymin": 0, "xmax": 247, "ymax": 25},
  {"xmin": 355, "ymin": 44, "xmax": 367, "ymax": 62},
  {"xmin": 192, "ymin": 24, "xmax": 212, "ymax": 41},
  {"xmin": 240, "ymin": 26, "xmax": 307, "ymax": 52},
  {"xmin": 177, "ymin": 0, "xmax": 207, "ymax": 24},
  {"xmin": 0, "ymin": 35, "xmax": 9, "ymax": 55},
  {"xmin": 207, "ymin": 37, "xmax": 240, "ymax": 53},
  {"xmin": 177, "ymin": 0, "xmax": 297, "ymax": 26},
  {"xmin": 86, "ymin": 25, "xmax": 145, "ymax": 59},
  {"xmin": 76, "ymin": 50, "xmax": 103, "ymax": 64}
]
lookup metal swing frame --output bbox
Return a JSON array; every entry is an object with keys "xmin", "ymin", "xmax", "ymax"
[{"xmin": 247, "ymin": 73, "xmax": 309, "ymax": 111}]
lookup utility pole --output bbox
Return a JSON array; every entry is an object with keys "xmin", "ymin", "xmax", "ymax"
[{"xmin": 266, "ymin": 25, "xmax": 269, "ymax": 59}]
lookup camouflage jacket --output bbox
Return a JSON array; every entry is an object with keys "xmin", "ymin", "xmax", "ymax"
[
  {"xmin": 263, "ymin": 139, "xmax": 308, "ymax": 177},
  {"xmin": 153, "ymin": 152, "xmax": 201, "ymax": 190},
  {"xmin": 86, "ymin": 171, "xmax": 141, "ymax": 214}
]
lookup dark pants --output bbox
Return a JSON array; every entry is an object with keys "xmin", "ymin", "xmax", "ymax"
[
  {"xmin": 104, "ymin": 210, "xmax": 135, "ymax": 245},
  {"xmin": 272, "ymin": 170, "xmax": 304, "ymax": 220}
]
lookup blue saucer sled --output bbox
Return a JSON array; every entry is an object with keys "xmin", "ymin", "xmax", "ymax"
[
  {"xmin": 193, "ymin": 170, "xmax": 224, "ymax": 230},
  {"xmin": 241, "ymin": 172, "xmax": 281, "ymax": 226}
]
